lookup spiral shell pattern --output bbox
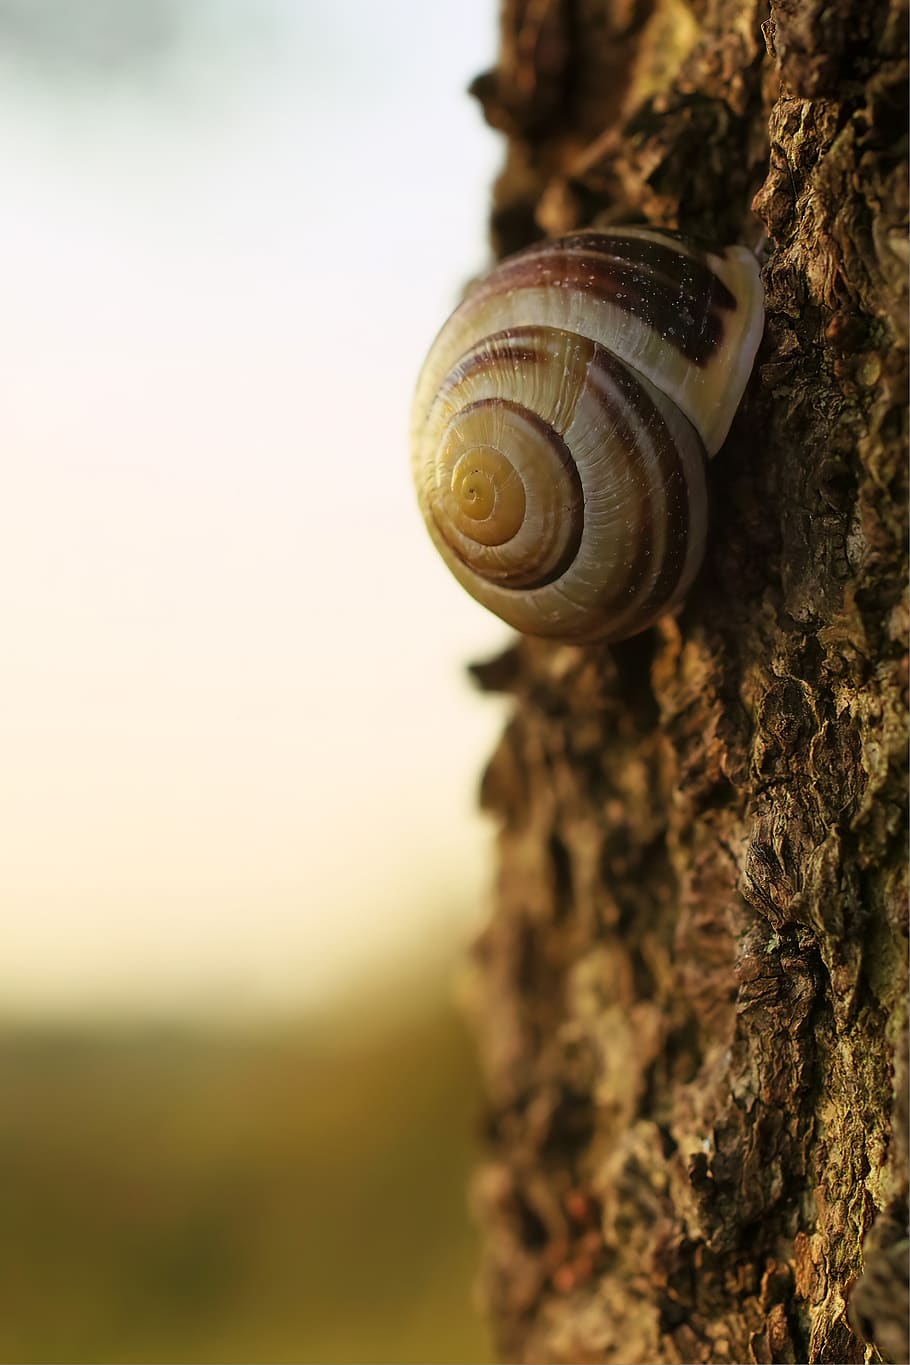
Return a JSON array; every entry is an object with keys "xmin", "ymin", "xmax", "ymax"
[{"xmin": 411, "ymin": 227, "xmax": 764, "ymax": 643}]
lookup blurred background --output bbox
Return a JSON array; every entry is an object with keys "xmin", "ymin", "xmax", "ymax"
[{"xmin": 0, "ymin": 1, "xmax": 510, "ymax": 1359}]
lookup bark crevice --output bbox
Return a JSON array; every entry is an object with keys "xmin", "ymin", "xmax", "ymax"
[{"xmin": 465, "ymin": 1, "xmax": 908, "ymax": 1360}]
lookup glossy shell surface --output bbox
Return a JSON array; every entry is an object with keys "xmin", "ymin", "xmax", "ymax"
[{"xmin": 411, "ymin": 227, "xmax": 764, "ymax": 643}]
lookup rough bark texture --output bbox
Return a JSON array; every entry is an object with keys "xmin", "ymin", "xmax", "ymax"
[{"xmin": 465, "ymin": 2, "xmax": 909, "ymax": 1361}]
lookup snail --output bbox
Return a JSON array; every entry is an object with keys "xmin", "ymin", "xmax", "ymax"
[{"xmin": 410, "ymin": 226, "xmax": 764, "ymax": 643}]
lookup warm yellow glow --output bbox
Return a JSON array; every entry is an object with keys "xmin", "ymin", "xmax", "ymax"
[
  {"xmin": 0, "ymin": 0, "xmax": 508, "ymax": 1019},
  {"xmin": 449, "ymin": 447, "xmax": 526, "ymax": 541}
]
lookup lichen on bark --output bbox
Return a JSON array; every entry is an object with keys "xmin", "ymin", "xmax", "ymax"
[{"xmin": 463, "ymin": 1, "xmax": 909, "ymax": 1361}]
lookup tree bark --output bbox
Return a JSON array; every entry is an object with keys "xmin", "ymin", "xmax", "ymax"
[{"xmin": 465, "ymin": 1, "xmax": 908, "ymax": 1361}]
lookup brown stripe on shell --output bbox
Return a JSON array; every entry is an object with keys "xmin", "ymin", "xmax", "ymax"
[
  {"xmin": 474, "ymin": 233, "xmax": 734, "ymax": 366},
  {"xmin": 433, "ymin": 324, "xmax": 595, "ymax": 405},
  {"xmin": 436, "ymin": 334, "xmax": 546, "ymax": 394},
  {"xmin": 430, "ymin": 396, "xmax": 585, "ymax": 591},
  {"xmin": 583, "ymin": 344, "xmax": 692, "ymax": 617},
  {"xmin": 534, "ymin": 232, "xmax": 736, "ymax": 311}
]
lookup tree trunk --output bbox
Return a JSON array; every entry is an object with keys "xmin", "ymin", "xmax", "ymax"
[{"xmin": 465, "ymin": 1, "xmax": 908, "ymax": 1361}]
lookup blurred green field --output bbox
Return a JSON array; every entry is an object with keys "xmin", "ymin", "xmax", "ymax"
[{"xmin": 0, "ymin": 979, "xmax": 491, "ymax": 1364}]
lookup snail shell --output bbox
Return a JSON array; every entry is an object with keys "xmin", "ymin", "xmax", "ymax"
[{"xmin": 411, "ymin": 226, "xmax": 764, "ymax": 643}]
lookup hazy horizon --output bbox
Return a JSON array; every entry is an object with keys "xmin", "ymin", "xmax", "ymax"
[{"xmin": 0, "ymin": 0, "xmax": 512, "ymax": 1020}]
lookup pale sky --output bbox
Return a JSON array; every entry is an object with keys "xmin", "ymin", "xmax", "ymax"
[{"xmin": 0, "ymin": 0, "xmax": 512, "ymax": 1019}]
